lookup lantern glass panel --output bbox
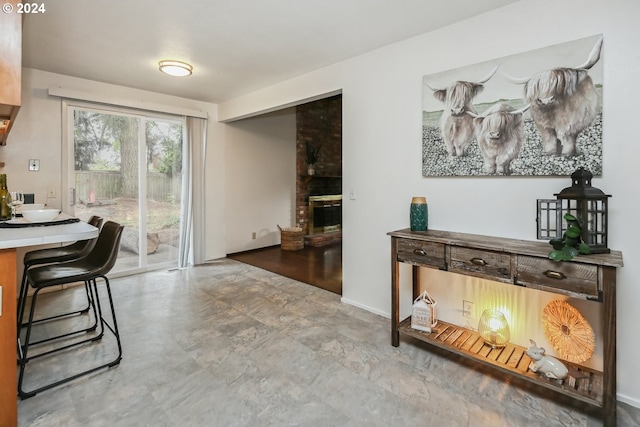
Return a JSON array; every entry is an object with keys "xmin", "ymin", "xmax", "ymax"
[
  {"xmin": 585, "ymin": 199, "xmax": 607, "ymax": 246},
  {"xmin": 558, "ymin": 198, "xmax": 609, "ymax": 253},
  {"xmin": 536, "ymin": 199, "xmax": 562, "ymax": 240}
]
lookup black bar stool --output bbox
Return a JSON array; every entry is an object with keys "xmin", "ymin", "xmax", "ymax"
[
  {"xmin": 17, "ymin": 215, "xmax": 104, "ymax": 333},
  {"xmin": 18, "ymin": 221, "xmax": 125, "ymax": 399}
]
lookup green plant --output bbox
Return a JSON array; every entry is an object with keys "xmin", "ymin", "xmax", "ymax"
[
  {"xmin": 305, "ymin": 142, "xmax": 321, "ymax": 165},
  {"xmin": 548, "ymin": 213, "xmax": 591, "ymax": 261}
]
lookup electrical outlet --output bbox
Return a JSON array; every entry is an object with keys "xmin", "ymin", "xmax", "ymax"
[
  {"xmin": 463, "ymin": 300, "xmax": 473, "ymax": 318},
  {"xmin": 252, "ymin": 232, "xmax": 257, "ymax": 240},
  {"xmin": 47, "ymin": 186, "xmax": 56, "ymax": 198}
]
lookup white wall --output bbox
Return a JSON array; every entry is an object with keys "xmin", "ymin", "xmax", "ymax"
[
  {"xmin": 218, "ymin": 0, "xmax": 640, "ymax": 406},
  {"xmin": 224, "ymin": 108, "xmax": 297, "ymax": 253},
  {"xmin": 1, "ymin": 68, "xmax": 227, "ymax": 263}
]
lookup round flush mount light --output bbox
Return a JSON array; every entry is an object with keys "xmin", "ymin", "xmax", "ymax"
[{"xmin": 158, "ymin": 60, "xmax": 193, "ymax": 77}]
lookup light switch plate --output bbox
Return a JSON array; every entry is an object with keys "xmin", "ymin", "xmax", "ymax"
[{"xmin": 29, "ymin": 159, "xmax": 40, "ymax": 171}]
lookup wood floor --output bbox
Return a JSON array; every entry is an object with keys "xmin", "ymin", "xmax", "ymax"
[{"xmin": 227, "ymin": 243, "xmax": 342, "ymax": 294}]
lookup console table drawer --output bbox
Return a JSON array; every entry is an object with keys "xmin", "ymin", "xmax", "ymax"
[
  {"xmin": 516, "ymin": 256, "xmax": 599, "ymax": 298},
  {"xmin": 396, "ymin": 239, "xmax": 445, "ymax": 269},
  {"xmin": 449, "ymin": 246, "xmax": 511, "ymax": 281}
]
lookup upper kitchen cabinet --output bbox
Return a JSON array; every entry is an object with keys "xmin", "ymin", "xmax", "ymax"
[{"xmin": 0, "ymin": 0, "xmax": 22, "ymax": 145}]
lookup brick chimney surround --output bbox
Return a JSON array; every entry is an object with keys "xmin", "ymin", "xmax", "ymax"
[{"xmin": 295, "ymin": 95, "xmax": 342, "ymax": 247}]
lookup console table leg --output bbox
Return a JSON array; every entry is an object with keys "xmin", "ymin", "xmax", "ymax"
[
  {"xmin": 602, "ymin": 267, "xmax": 617, "ymax": 427},
  {"xmin": 391, "ymin": 237, "xmax": 400, "ymax": 347}
]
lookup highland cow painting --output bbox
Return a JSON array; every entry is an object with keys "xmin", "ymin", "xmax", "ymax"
[{"xmin": 422, "ymin": 34, "xmax": 603, "ymax": 177}]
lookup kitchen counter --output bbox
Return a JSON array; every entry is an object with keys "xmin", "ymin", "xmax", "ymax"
[{"xmin": 0, "ymin": 215, "xmax": 98, "ymax": 249}]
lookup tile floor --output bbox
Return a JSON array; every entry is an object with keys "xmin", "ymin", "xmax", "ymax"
[{"xmin": 17, "ymin": 259, "xmax": 640, "ymax": 426}]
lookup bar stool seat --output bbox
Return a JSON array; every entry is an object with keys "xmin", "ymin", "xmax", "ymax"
[
  {"xmin": 17, "ymin": 215, "xmax": 103, "ymax": 331},
  {"xmin": 18, "ymin": 221, "xmax": 125, "ymax": 399}
]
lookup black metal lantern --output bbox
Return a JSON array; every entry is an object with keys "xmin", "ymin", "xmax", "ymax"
[{"xmin": 537, "ymin": 168, "xmax": 611, "ymax": 254}]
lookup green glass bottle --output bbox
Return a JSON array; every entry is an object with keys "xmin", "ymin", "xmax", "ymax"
[{"xmin": 0, "ymin": 174, "xmax": 12, "ymax": 221}]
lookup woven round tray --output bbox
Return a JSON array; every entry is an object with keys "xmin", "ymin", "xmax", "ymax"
[{"xmin": 542, "ymin": 300, "xmax": 595, "ymax": 363}]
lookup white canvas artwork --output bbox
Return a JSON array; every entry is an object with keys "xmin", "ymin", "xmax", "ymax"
[{"xmin": 422, "ymin": 34, "xmax": 603, "ymax": 177}]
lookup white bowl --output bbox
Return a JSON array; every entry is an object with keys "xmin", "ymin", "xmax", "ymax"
[
  {"xmin": 22, "ymin": 208, "xmax": 60, "ymax": 222},
  {"xmin": 19, "ymin": 203, "xmax": 45, "ymax": 213}
]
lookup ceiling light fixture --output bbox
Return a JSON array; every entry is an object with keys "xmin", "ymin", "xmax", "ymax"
[{"xmin": 158, "ymin": 60, "xmax": 193, "ymax": 77}]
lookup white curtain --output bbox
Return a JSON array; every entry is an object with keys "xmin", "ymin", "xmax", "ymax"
[{"xmin": 178, "ymin": 116, "xmax": 207, "ymax": 267}]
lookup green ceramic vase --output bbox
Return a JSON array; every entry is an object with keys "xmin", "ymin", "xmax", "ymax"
[{"xmin": 410, "ymin": 197, "xmax": 428, "ymax": 231}]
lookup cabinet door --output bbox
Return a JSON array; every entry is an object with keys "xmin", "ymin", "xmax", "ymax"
[
  {"xmin": 448, "ymin": 246, "xmax": 511, "ymax": 282},
  {"xmin": 516, "ymin": 255, "xmax": 599, "ymax": 299},
  {"xmin": 0, "ymin": 0, "xmax": 21, "ymax": 107}
]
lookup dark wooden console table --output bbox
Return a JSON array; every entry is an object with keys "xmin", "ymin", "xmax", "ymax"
[{"xmin": 388, "ymin": 228, "xmax": 623, "ymax": 426}]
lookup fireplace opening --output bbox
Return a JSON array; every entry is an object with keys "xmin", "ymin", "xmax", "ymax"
[{"xmin": 308, "ymin": 195, "xmax": 342, "ymax": 235}]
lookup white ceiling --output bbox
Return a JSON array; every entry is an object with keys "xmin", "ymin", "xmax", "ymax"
[{"xmin": 22, "ymin": 0, "xmax": 516, "ymax": 104}]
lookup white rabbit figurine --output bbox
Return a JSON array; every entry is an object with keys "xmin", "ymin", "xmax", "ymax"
[{"xmin": 526, "ymin": 339, "xmax": 568, "ymax": 380}]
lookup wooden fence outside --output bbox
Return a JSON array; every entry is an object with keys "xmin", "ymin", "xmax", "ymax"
[{"xmin": 75, "ymin": 171, "xmax": 182, "ymax": 204}]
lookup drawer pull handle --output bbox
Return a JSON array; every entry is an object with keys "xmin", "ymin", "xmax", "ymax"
[
  {"xmin": 413, "ymin": 249, "xmax": 426, "ymax": 256},
  {"xmin": 544, "ymin": 270, "xmax": 566, "ymax": 280},
  {"xmin": 470, "ymin": 257, "xmax": 487, "ymax": 266}
]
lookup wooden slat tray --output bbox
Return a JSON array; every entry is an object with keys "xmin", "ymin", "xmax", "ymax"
[{"xmin": 398, "ymin": 317, "xmax": 604, "ymax": 406}]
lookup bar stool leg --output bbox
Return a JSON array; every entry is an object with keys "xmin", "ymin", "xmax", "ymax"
[
  {"xmin": 18, "ymin": 276, "xmax": 122, "ymax": 399},
  {"xmin": 17, "ymin": 268, "xmax": 29, "ymax": 333}
]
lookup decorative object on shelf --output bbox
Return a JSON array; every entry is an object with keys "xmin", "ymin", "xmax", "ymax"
[
  {"xmin": 542, "ymin": 300, "xmax": 595, "ymax": 364},
  {"xmin": 547, "ymin": 213, "xmax": 590, "ymax": 261},
  {"xmin": 409, "ymin": 197, "xmax": 428, "ymax": 231},
  {"xmin": 478, "ymin": 309, "xmax": 510, "ymax": 348},
  {"xmin": 537, "ymin": 167, "xmax": 611, "ymax": 255},
  {"xmin": 411, "ymin": 290, "xmax": 437, "ymax": 332},
  {"xmin": 305, "ymin": 142, "xmax": 321, "ymax": 176},
  {"xmin": 526, "ymin": 339, "xmax": 568, "ymax": 380}
]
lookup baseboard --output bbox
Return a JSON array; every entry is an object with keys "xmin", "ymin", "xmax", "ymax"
[
  {"xmin": 617, "ymin": 392, "xmax": 640, "ymax": 409},
  {"xmin": 226, "ymin": 245, "xmax": 280, "ymax": 257},
  {"xmin": 340, "ymin": 296, "xmax": 390, "ymax": 318}
]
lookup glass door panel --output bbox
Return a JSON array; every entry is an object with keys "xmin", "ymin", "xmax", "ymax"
[
  {"xmin": 68, "ymin": 106, "xmax": 181, "ymax": 274},
  {"xmin": 144, "ymin": 119, "xmax": 183, "ymax": 266}
]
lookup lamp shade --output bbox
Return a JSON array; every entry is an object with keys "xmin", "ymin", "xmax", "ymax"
[
  {"xmin": 478, "ymin": 309, "xmax": 510, "ymax": 348},
  {"xmin": 158, "ymin": 60, "xmax": 193, "ymax": 77}
]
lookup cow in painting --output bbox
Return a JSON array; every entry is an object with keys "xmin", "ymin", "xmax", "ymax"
[
  {"xmin": 468, "ymin": 103, "xmax": 529, "ymax": 175},
  {"xmin": 425, "ymin": 66, "xmax": 497, "ymax": 157},
  {"xmin": 506, "ymin": 37, "xmax": 602, "ymax": 157}
]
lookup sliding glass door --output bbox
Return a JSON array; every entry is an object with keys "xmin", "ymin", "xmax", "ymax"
[{"xmin": 65, "ymin": 104, "xmax": 184, "ymax": 275}]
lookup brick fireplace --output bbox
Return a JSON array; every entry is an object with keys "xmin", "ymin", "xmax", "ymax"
[{"xmin": 295, "ymin": 95, "xmax": 342, "ymax": 246}]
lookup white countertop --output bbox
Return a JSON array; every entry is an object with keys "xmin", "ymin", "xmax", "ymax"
[{"xmin": 0, "ymin": 214, "xmax": 99, "ymax": 250}]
